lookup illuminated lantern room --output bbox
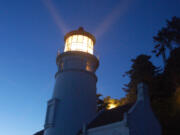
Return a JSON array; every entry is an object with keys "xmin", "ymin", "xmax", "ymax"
[{"xmin": 64, "ymin": 27, "xmax": 96, "ymax": 54}]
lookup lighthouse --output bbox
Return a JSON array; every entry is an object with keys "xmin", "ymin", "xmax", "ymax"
[{"xmin": 43, "ymin": 27, "xmax": 99, "ymax": 135}]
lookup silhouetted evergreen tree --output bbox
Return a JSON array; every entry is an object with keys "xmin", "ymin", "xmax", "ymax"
[
  {"xmin": 165, "ymin": 47, "xmax": 180, "ymax": 88},
  {"xmin": 123, "ymin": 54, "xmax": 159, "ymax": 103},
  {"xmin": 152, "ymin": 16, "xmax": 180, "ymax": 65},
  {"xmin": 151, "ymin": 16, "xmax": 180, "ymax": 134},
  {"xmin": 151, "ymin": 48, "xmax": 180, "ymax": 135}
]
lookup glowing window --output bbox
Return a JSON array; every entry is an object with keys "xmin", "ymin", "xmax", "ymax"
[{"xmin": 64, "ymin": 35, "xmax": 94, "ymax": 54}]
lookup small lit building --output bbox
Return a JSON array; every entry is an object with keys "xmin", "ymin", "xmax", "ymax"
[{"xmin": 33, "ymin": 27, "xmax": 161, "ymax": 135}]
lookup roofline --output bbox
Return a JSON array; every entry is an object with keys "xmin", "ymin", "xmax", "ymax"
[{"xmin": 86, "ymin": 121, "xmax": 128, "ymax": 134}]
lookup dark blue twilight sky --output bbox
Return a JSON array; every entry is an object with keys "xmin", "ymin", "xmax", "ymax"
[{"xmin": 0, "ymin": 0, "xmax": 180, "ymax": 135}]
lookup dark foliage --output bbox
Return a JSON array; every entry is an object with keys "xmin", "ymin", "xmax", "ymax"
[
  {"xmin": 152, "ymin": 16, "xmax": 180, "ymax": 65},
  {"xmin": 151, "ymin": 48, "xmax": 180, "ymax": 135},
  {"xmin": 123, "ymin": 54, "xmax": 159, "ymax": 103},
  {"xmin": 96, "ymin": 94, "xmax": 107, "ymax": 112},
  {"xmin": 165, "ymin": 47, "xmax": 180, "ymax": 88}
]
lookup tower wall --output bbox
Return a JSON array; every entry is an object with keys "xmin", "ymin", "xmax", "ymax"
[{"xmin": 44, "ymin": 51, "xmax": 99, "ymax": 135}]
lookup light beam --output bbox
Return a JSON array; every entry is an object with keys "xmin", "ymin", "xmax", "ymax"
[
  {"xmin": 43, "ymin": 0, "xmax": 69, "ymax": 35},
  {"xmin": 94, "ymin": 0, "xmax": 133, "ymax": 39}
]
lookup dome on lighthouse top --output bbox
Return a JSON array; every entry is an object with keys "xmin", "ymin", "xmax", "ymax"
[{"xmin": 64, "ymin": 27, "xmax": 96, "ymax": 54}]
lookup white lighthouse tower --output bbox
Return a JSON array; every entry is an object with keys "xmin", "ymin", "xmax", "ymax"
[{"xmin": 43, "ymin": 27, "xmax": 99, "ymax": 135}]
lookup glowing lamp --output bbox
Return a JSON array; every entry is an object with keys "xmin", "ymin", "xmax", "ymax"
[
  {"xmin": 108, "ymin": 103, "xmax": 117, "ymax": 110},
  {"xmin": 64, "ymin": 27, "xmax": 96, "ymax": 54}
]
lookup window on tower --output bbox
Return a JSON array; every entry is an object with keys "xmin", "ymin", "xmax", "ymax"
[{"xmin": 44, "ymin": 98, "xmax": 59, "ymax": 129}]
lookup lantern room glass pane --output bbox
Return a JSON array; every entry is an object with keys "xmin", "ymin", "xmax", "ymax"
[{"xmin": 64, "ymin": 35, "xmax": 94, "ymax": 54}]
